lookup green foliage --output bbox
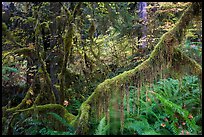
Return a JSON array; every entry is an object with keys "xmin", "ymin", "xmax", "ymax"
[
  {"xmin": 2, "ymin": 58, "xmax": 27, "ymax": 87},
  {"xmin": 153, "ymin": 76, "xmax": 201, "ymax": 116},
  {"xmin": 2, "ymin": 2, "xmax": 201, "ymax": 135},
  {"xmin": 183, "ymin": 40, "xmax": 202, "ymax": 59},
  {"xmin": 12, "ymin": 113, "xmax": 45, "ymax": 135},
  {"xmin": 2, "ymin": 66, "xmax": 18, "ymax": 81},
  {"xmin": 94, "ymin": 117, "xmax": 110, "ymax": 135},
  {"xmin": 65, "ymin": 97, "xmax": 82, "ymax": 115},
  {"xmin": 153, "ymin": 91, "xmax": 200, "ymax": 134},
  {"xmin": 39, "ymin": 112, "xmax": 75, "ymax": 135},
  {"xmin": 2, "ymin": 22, "xmax": 8, "ymax": 35},
  {"xmin": 47, "ymin": 112, "xmax": 73, "ymax": 129},
  {"xmin": 124, "ymin": 117, "xmax": 160, "ymax": 135},
  {"xmin": 39, "ymin": 128, "xmax": 74, "ymax": 135},
  {"xmin": 11, "ymin": 112, "xmax": 75, "ymax": 135},
  {"xmin": 123, "ymin": 75, "xmax": 201, "ymax": 135}
]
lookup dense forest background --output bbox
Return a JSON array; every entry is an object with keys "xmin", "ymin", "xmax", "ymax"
[{"xmin": 2, "ymin": 2, "xmax": 202, "ymax": 135}]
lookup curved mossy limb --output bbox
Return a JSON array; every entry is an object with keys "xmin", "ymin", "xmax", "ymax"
[
  {"xmin": 15, "ymin": 104, "xmax": 76, "ymax": 123},
  {"xmin": 2, "ymin": 48, "xmax": 35, "ymax": 60},
  {"xmin": 72, "ymin": 3, "xmax": 202, "ymax": 134},
  {"xmin": 3, "ymin": 86, "xmax": 33, "ymax": 116},
  {"xmin": 72, "ymin": 103, "xmax": 91, "ymax": 134},
  {"xmin": 3, "ymin": 66, "xmax": 56, "ymax": 116}
]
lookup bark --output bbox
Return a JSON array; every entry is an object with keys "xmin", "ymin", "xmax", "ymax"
[
  {"xmin": 58, "ymin": 23, "xmax": 74, "ymax": 104},
  {"xmin": 138, "ymin": 2, "xmax": 147, "ymax": 48}
]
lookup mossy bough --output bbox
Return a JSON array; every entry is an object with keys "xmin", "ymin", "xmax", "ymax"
[
  {"xmin": 15, "ymin": 104, "xmax": 76, "ymax": 123},
  {"xmin": 72, "ymin": 3, "xmax": 202, "ymax": 134}
]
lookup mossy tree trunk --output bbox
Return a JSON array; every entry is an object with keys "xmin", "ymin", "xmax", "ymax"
[
  {"xmin": 58, "ymin": 22, "xmax": 74, "ymax": 104},
  {"xmin": 58, "ymin": 2, "xmax": 82, "ymax": 105}
]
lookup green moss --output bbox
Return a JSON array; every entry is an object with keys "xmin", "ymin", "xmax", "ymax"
[
  {"xmin": 72, "ymin": 3, "xmax": 202, "ymax": 134},
  {"xmin": 54, "ymin": 84, "xmax": 60, "ymax": 91},
  {"xmin": 5, "ymin": 87, "xmax": 32, "ymax": 114},
  {"xmin": 15, "ymin": 104, "xmax": 76, "ymax": 123},
  {"xmin": 171, "ymin": 48, "xmax": 202, "ymax": 79},
  {"xmin": 2, "ymin": 22, "xmax": 8, "ymax": 35},
  {"xmin": 64, "ymin": 112, "xmax": 76, "ymax": 123},
  {"xmin": 2, "ymin": 3, "xmax": 201, "ymax": 135},
  {"xmin": 71, "ymin": 102, "xmax": 91, "ymax": 134},
  {"xmin": 38, "ymin": 67, "xmax": 43, "ymax": 73}
]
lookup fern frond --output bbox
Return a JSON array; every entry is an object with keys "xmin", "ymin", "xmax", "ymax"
[
  {"xmin": 46, "ymin": 112, "xmax": 74, "ymax": 131},
  {"xmin": 153, "ymin": 92, "xmax": 200, "ymax": 133},
  {"xmin": 94, "ymin": 117, "xmax": 109, "ymax": 135}
]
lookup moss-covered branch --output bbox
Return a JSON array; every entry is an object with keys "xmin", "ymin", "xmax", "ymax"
[
  {"xmin": 3, "ymin": 86, "xmax": 33, "ymax": 116},
  {"xmin": 3, "ymin": 47, "xmax": 35, "ymax": 60},
  {"xmin": 15, "ymin": 104, "xmax": 76, "ymax": 123},
  {"xmin": 2, "ymin": 2, "xmax": 201, "ymax": 135},
  {"xmin": 72, "ymin": 2, "xmax": 202, "ymax": 134}
]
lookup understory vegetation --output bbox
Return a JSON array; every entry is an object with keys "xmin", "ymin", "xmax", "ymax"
[
  {"xmin": 2, "ymin": 2, "xmax": 202, "ymax": 135},
  {"xmin": 3, "ymin": 75, "xmax": 201, "ymax": 135}
]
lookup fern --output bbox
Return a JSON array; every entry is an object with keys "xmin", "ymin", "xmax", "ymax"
[
  {"xmin": 94, "ymin": 117, "xmax": 109, "ymax": 135},
  {"xmin": 124, "ymin": 117, "xmax": 159, "ymax": 135},
  {"xmin": 2, "ymin": 66, "xmax": 18, "ymax": 74},
  {"xmin": 153, "ymin": 92, "xmax": 200, "ymax": 133},
  {"xmin": 39, "ymin": 128, "xmax": 74, "ymax": 135},
  {"xmin": 12, "ymin": 114, "xmax": 45, "ymax": 135},
  {"xmin": 12, "ymin": 112, "xmax": 75, "ymax": 135},
  {"xmin": 125, "ymin": 75, "xmax": 201, "ymax": 135},
  {"xmin": 46, "ymin": 112, "xmax": 75, "ymax": 133},
  {"xmin": 2, "ymin": 66, "xmax": 18, "ymax": 81}
]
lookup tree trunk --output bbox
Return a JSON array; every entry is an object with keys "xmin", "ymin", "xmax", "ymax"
[{"xmin": 138, "ymin": 2, "xmax": 147, "ymax": 48}]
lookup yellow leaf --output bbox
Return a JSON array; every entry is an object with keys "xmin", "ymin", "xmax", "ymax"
[
  {"xmin": 29, "ymin": 89, "xmax": 34, "ymax": 95},
  {"xmin": 26, "ymin": 99, "xmax": 32, "ymax": 105}
]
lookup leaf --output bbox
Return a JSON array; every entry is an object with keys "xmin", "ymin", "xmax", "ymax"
[
  {"xmin": 94, "ymin": 117, "xmax": 108, "ymax": 135},
  {"xmin": 29, "ymin": 89, "xmax": 34, "ymax": 95},
  {"xmin": 3, "ymin": 66, "xmax": 18, "ymax": 73},
  {"xmin": 26, "ymin": 99, "xmax": 32, "ymax": 105}
]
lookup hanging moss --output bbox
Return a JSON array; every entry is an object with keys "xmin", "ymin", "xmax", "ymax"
[
  {"xmin": 170, "ymin": 48, "xmax": 202, "ymax": 80},
  {"xmin": 73, "ymin": 103, "xmax": 91, "ymax": 134},
  {"xmin": 71, "ymin": 3, "xmax": 202, "ymax": 134}
]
